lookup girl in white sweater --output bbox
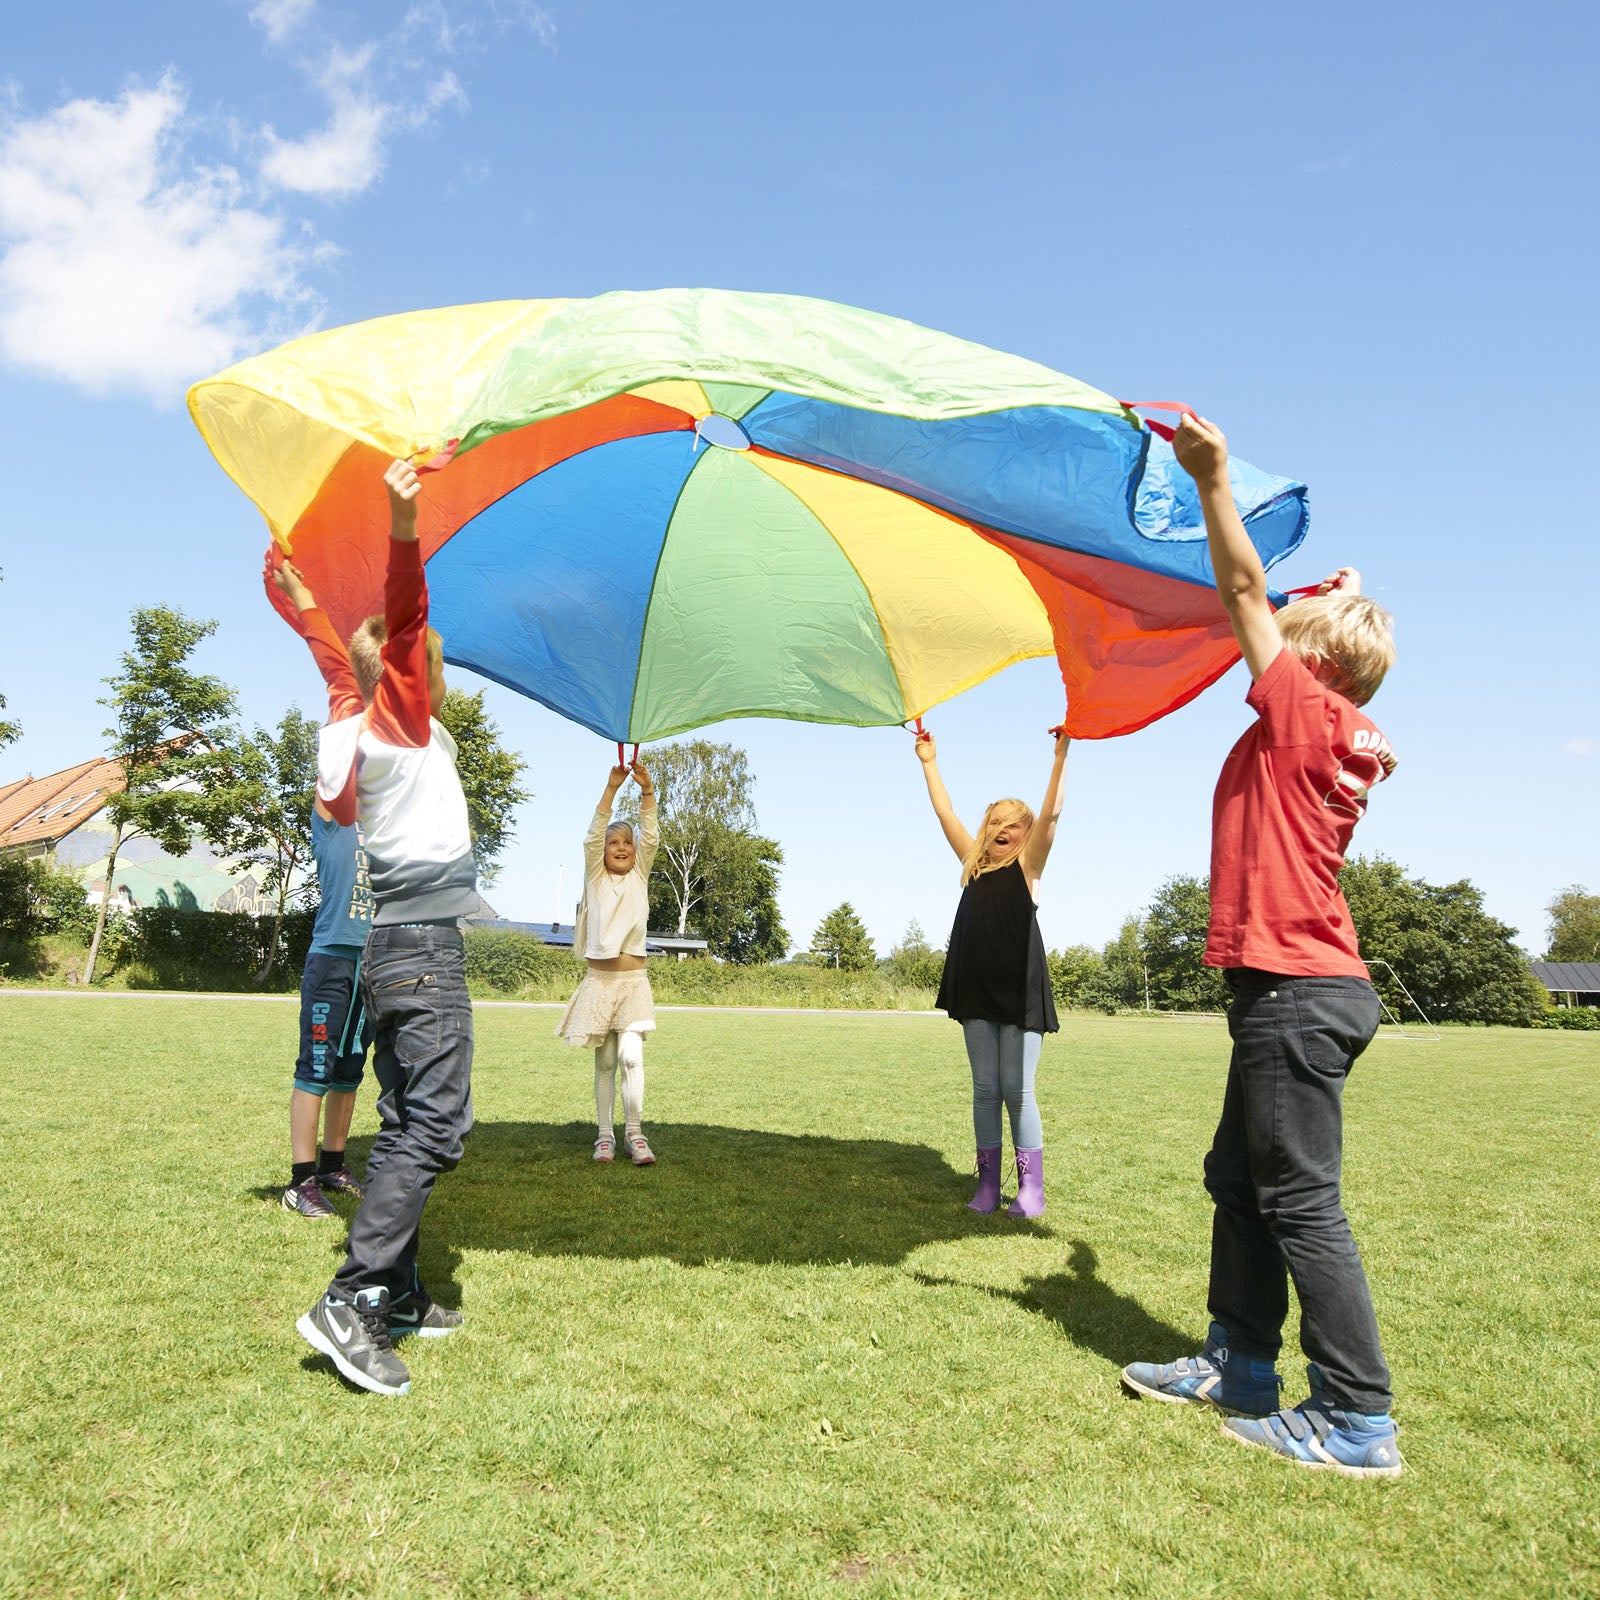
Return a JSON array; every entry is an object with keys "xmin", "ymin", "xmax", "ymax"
[{"xmin": 556, "ymin": 758, "xmax": 660, "ymax": 1164}]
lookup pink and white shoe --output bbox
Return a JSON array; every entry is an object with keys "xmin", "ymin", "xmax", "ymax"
[
  {"xmin": 593, "ymin": 1134, "xmax": 615, "ymax": 1163},
  {"xmin": 623, "ymin": 1130, "xmax": 656, "ymax": 1166}
]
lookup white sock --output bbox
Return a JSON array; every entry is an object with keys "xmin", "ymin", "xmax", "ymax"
[
  {"xmin": 594, "ymin": 1035, "xmax": 617, "ymax": 1135},
  {"xmin": 618, "ymin": 1029, "xmax": 645, "ymax": 1131}
]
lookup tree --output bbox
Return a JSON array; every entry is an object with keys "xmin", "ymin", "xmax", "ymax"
[
  {"xmin": 811, "ymin": 902, "xmax": 875, "ymax": 970},
  {"xmin": 885, "ymin": 919, "xmax": 944, "ymax": 989},
  {"xmin": 199, "ymin": 707, "xmax": 319, "ymax": 984},
  {"xmin": 1048, "ymin": 944, "xmax": 1117, "ymax": 1012},
  {"xmin": 83, "ymin": 607, "xmax": 238, "ymax": 985},
  {"xmin": 1546, "ymin": 886, "xmax": 1600, "ymax": 963},
  {"xmin": 436, "ymin": 688, "xmax": 531, "ymax": 885},
  {"xmin": 685, "ymin": 831, "xmax": 789, "ymax": 964},
  {"xmin": 0, "ymin": 569, "xmax": 19, "ymax": 750},
  {"xmin": 1102, "ymin": 915, "xmax": 1150, "ymax": 1010},
  {"xmin": 1341, "ymin": 854, "xmax": 1546, "ymax": 1026},
  {"xmin": 620, "ymin": 740, "xmax": 779, "ymax": 952},
  {"xmin": 1142, "ymin": 874, "xmax": 1228, "ymax": 1011}
]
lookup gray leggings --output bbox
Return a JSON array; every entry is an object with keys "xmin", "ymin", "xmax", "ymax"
[{"xmin": 962, "ymin": 1020, "xmax": 1043, "ymax": 1150}]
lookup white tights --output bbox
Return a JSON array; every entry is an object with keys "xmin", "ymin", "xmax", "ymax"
[{"xmin": 595, "ymin": 1029, "xmax": 645, "ymax": 1134}]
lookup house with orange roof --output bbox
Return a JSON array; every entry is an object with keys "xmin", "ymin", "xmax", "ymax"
[{"xmin": 0, "ymin": 754, "xmax": 268, "ymax": 913}]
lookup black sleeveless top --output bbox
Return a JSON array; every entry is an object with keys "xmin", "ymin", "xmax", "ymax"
[{"xmin": 936, "ymin": 859, "xmax": 1059, "ymax": 1034}]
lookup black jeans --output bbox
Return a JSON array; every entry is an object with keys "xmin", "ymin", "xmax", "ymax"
[
  {"xmin": 330, "ymin": 924, "xmax": 474, "ymax": 1305},
  {"xmin": 1204, "ymin": 970, "xmax": 1392, "ymax": 1413}
]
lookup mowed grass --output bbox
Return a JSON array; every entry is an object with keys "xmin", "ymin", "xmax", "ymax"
[{"xmin": 1, "ymin": 997, "xmax": 1596, "ymax": 1600}]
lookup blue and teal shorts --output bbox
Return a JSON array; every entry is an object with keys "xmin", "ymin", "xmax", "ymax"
[{"xmin": 294, "ymin": 949, "xmax": 373, "ymax": 1096}]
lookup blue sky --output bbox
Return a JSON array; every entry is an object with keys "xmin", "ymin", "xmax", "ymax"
[{"xmin": 1, "ymin": 0, "xmax": 1594, "ymax": 958}]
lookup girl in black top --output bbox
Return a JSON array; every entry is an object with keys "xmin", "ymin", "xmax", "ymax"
[{"xmin": 916, "ymin": 727, "xmax": 1069, "ymax": 1217}]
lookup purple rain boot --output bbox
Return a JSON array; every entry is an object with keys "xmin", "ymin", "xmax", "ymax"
[
  {"xmin": 967, "ymin": 1146, "xmax": 1003, "ymax": 1213},
  {"xmin": 1006, "ymin": 1148, "xmax": 1046, "ymax": 1219}
]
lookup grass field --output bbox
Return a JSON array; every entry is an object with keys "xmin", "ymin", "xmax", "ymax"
[{"xmin": 2, "ymin": 996, "xmax": 1596, "ymax": 1599}]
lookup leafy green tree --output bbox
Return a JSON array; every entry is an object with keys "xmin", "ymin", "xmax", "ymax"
[
  {"xmin": 1102, "ymin": 915, "xmax": 1149, "ymax": 1010},
  {"xmin": 885, "ymin": 919, "xmax": 944, "ymax": 989},
  {"xmin": 811, "ymin": 902, "xmax": 875, "ymax": 971},
  {"xmin": 1341, "ymin": 854, "xmax": 1546, "ymax": 1025},
  {"xmin": 437, "ymin": 688, "xmax": 532, "ymax": 885},
  {"xmin": 84, "ymin": 607, "xmax": 238, "ymax": 985},
  {"xmin": 199, "ymin": 707, "xmax": 319, "ymax": 983},
  {"xmin": 1143, "ymin": 874, "xmax": 1228, "ymax": 1011},
  {"xmin": 1545, "ymin": 886, "xmax": 1600, "ymax": 963},
  {"xmin": 1048, "ymin": 944, "xmax": 1117, "ymax": 1012},
  {"xmin": 621, "ymin": 740, "xmax": 786, "ymax": 959},
  {"xmin": 690, "ymin": 831, "xmax": 788, "ymax": 964}
]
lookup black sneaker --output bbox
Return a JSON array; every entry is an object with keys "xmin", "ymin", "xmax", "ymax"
[
  {"xmin": 282, "ymin": 1176, "xmax": 336, "ymax": 1219},
  {"xmin": 318, "ymin": 1166, "xmax": 364, "ymax": 1200},
  {"xmin": 296, "ymin": 1287, "xmax": 411, "ymax": 1396},
  {"xmin": 389, "ymin": 1293, "xmax": 465, "ymax": 1340}
]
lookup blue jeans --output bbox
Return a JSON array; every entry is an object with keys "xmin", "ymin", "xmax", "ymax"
[
  {"xmin": 1205, "ymin": 970, "xmax": 1391, "ymax": 1412},
  {"xmin": 962, "ymin": 1020, "xmax": 1043, "ymax": 1150}
]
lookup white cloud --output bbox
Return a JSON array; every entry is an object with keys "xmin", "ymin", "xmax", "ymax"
[
  {"xmin": 1565, "ymin": 737, "xmax": 1598, "ymax": 757},
  {"xmin": 0, "ymin": 76, "xmax": 324, "ymax": 402},
  {"xmin": 250, "ymin": 0, "xmax": 316, "ymax": 43},
  {"xmin": 260, "ymin": 92, "xmax": 388, "ymax": 197},
  {"xmin": 258, "ymin": 43, "xmax": 466, "ymax": 198}
]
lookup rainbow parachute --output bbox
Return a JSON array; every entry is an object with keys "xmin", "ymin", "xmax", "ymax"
[{"xmin": 188, "ymin": 289, "xmax": 1307, "ymax": 741}]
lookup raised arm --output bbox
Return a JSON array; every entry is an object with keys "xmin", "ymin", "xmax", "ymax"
[
  {"xmin": 584, "ymin": 764, "xmax": 628, "ymax": 874},
  {"xmin": 631, "ymin": 758, "xmax": 660, "ymax": 875},
  {"xmin": 1021, "ymin": 729, "xmax": 1070, "ymax": 883},
  {"xmin": 269, "ymin": 558, "xmax": 363, "ymax": 722},
  {"xmin": 370, "ymin": 459, "xmax": 433, "ymax": 747},
  {"xmin": 1173, "ymin": 415, "xmax": 1282, "ymax": 682},
  {"xmin": 914, "ymin": 732, "xmax": 976, "ymax": 866}
]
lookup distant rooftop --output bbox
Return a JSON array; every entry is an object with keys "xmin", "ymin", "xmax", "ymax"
[
  {"xmin": 0, "ymin": 757, "xmax": 123, "ymax": 853},
  {"xmin": 1530, "ymin": 961, "xmax": 1600, "ymax": 996}
]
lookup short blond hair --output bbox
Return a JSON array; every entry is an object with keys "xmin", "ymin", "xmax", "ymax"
[
  {"xmin": 605, "ymin": 821, "xmax": 635, "ymax": 846},
  {"xmin": 1276, "ymin": 594, "xmax": 1395, "ymax": 706},
  {"xmin": 348, "ymin": 616, "xmax": 444, "ymax": 703},
  {"xmin": 961, "ymin": 798, "xmax": 1034, "ymax": 885}
]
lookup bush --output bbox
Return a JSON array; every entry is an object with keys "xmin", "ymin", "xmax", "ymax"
[
  {"xmin": 1538, "ymin": 1006, "xmax": 1600, "ymax": 1030},
  {"xmin": 1048, "ymin": 945, "xmax": 1120, "ymax": 1013},
  {"xmin": 463, "ymin": 927, "xmax": 583, "ymax": 993}
]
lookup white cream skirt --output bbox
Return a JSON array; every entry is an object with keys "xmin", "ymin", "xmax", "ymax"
[{"xmin": 556, "ymin": 967, "xmax": 657, "ymax": 1048}]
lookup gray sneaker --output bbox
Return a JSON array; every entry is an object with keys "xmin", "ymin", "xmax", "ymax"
[
  {"xmin": 296, "ymin": 1287, "xmax": 411, "ymax": 1396},
  {"xmin": 389, "ymin": 1293, "xmax": 464, "ymax": 1340}
]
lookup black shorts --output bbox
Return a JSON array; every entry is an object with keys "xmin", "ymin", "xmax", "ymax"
[{"xmin": 294, "ymin": 950, "xmax": 373, "ymax": 1096}]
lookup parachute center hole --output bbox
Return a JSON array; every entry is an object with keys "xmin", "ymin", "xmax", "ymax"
[{"xmin": 695, "ymin": 413, "xmax": 750, "ymax": 451}]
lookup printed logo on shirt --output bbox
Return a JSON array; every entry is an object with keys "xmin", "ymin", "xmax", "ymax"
[{"xmin": 1326, "ymin": 726, "xmax": 1397, "ymax": 819}]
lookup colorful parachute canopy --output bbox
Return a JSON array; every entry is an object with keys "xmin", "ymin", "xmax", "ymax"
[{"xmin": 188, "ymin": 289, "xmax": 1307, "ymax": 741}]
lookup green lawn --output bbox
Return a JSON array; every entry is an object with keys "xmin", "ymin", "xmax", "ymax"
[{"xmin": 2, "ymin": 997, "xmax": 1596, "ymax": 1599}]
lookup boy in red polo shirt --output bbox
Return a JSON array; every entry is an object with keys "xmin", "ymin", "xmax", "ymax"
[{"xmin": 1121, "ymin": 414, "xmax": 1403, "ymax": 1478}]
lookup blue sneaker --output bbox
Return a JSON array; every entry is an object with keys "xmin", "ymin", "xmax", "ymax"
[
  {"xmin": 1221, "ymin": 1367, "xmax": 1403, "ymax": 1478},
  {"xmin": 1121, "ymin": 1322, "xmax": 1282, "ymax": 1417}
]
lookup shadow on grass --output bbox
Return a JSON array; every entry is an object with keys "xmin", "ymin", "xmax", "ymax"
[
  {"xmin": 417, "ymin": 1119, "xmax": 1011, "ymax": 1268},
  {"xmin": 915, "ymin": 1240, "xmax": 1194, "ymax": 1366}
]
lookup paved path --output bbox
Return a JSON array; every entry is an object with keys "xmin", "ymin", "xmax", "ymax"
[{"xmin": 0, "ymin": 988, "xmax": 941, "ymax": 1018}]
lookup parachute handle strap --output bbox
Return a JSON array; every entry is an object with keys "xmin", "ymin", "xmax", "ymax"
[
  {"xmin": 616, "ymin": 741, "xmax": 640, "ymax": 768},
  {"xmin": 415, "ymin": 440, "xmax": 461, "ymax": 474},
  {"xmin": 1119, "ymin": 400, "xmax": 1196, "ymax": 442},
  {"xmin": 905, "ymin": 715, "xmax": 931, "ymax": 745}
]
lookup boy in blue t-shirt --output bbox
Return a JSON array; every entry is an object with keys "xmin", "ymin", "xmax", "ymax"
[
  {"xmin": 282, "ymin": 798, "xmax": 375, "ymax": 1216},
  {"xmin": 274, "ymin": 547, "xmax": 380, "ymax": 1219}
]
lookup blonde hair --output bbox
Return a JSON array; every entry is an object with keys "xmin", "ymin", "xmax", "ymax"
[
  {"xmin": 604, "ymin": 821, "xmax": 635, "ymax": 847},
  {"xmin": 348, "ymin": 616, "xmax": 444, "ymax": 703},
  {"xmin": 1275, "ymin": 594, "xmax": 1395, "ymax": 707},
  {"xmin": 961, "ymin": 798, "xmax": 1034, "ymax": 885}
]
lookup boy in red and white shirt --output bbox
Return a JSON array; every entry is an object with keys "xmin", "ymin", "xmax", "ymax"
[
  {"xmin": 280, "ymin": 460, "xmax": 477, "ymax": 1398},
  {"xmin": 1121, "ymin": 415, "xmax": 1403, "ymax": 1478}
]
